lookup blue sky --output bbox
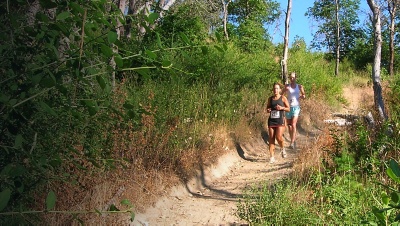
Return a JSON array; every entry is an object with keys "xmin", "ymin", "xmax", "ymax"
[{"xmin": 268, "ymin": 0, "xmax": 370, "ymax": 47}]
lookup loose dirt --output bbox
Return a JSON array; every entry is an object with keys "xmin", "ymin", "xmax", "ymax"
[{"xmin": 130, "ymin": 84, "xmax": 373, "ymax": 226}]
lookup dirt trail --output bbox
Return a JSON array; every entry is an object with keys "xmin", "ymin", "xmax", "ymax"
[{"xmin": 130, "ymin": 84, "xmax": 373, "ymax": 226}]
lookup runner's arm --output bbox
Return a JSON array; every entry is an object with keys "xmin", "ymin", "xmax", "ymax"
[
  {"xmin": 266, "ymin": 97, "xmax": 272, "ymax": 113},
  {"xmin": 299, "ymin": 84, "xmax": 306, "ymax": 99},
  {"xmin": 282, "ymin": 96, "xmax": 290, "ymax": 112}
]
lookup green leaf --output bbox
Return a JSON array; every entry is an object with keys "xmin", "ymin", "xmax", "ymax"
[
  {"xmin": 179, "ymin": 32, "xmax": 191, "ymax": 45},
  {"xmin": 70, "ymin": 2, "xmax": 84, "ymax": 14},
  {"xmin": 135, "ymin": 68, "xmax": 150, "ymax": 79},
  {"xmin": 0, "ymin": 94, "xmax": 10, "ymax": 104},
  {"xmin": 123, "ymin": 103, "xmax": 134, "ymax": 110},
  {"xmin": 156, "ymin": 32, "xmax": 163, "ymax": 49},
  {"xmin": 108, "ymin": 204, "xmax": 119, "ymax": 211},
  {"xmin": 391, "ymin": 192, "xmax": 400, "ymax": 203},
  {"xmin": 372, "ymin": 206, "xmax": 385, "ymax": 222},
  {"xmin": 14, "ymin": 134, "xmax": 23, "ymax": 149},
  {"xmin": 9, "ymin": 99, "xmax": 17, "ymax": 106},
  {"xmin": 10, "ymin": 164, "xmax": 26, "ymax": 177},
  {"xmin": 40, "ymin": 76, "xmax": 56, "ymax": 88},
  {"xmin": 1, "ymin": 164, "xmax": 13, "ymax": 176},
  {"xmin": 0, "ymin": 188, "xmax": 11, "ymax": 212},
  {"xmin": 215, "ymin": 32, "xmax": 222, "ymax": 42},
  {"xmin": 130, "ymin": 212, "xmax": 135, "ymax": 221},
  {"xmin": 101, "ymin": 44, "xmax": 113, "ymax": 57},
  {"xmin": 387, "ymin": 168, "xmax": 400, "ymax": 183},
  {"xmin": 214, "ymin": 45, "xmax": 224, "ymax": 52},
  {"xmin": 121, "ymin": 199, "xmax": 133, "ymax": 208},
  {"xmin": 395, "ymin": 213, "xmax": 400, "ymax": 222},
  {"xmin": 147, "ymin": 13, "xmax": 159, "ymax": 24},
  {"xmin": 96, "ymin": 76, "xmax": 106, "ymax": 90},
  {"xmin": 39, "ymin": 0, "xmax": 57, "ymax": 9},
  {"xmin": 56, "ymin": 85, "xmax": 68, "ymax": 95},
  {"xmin": 161, "ymin": 60, "xmax": 172, "ymax": 69},
  {"xmin": 46, "ymin": 190, "xmax": 56, "ymax": 210},
  {"xmin": 107, "ymin": 31, "xmax": 118, "ymax": 44},
  {"xmin": 382, "ymin": 193, "xmax": 390, "ymax": 205},
  {"xmin": 82, "ymin": 100, "xmax": 100, "ymax": 116},
  {"xmin": 389, "ymin": 159, "xmax": 400, "ymax": 177},
  {"xmin": 31, "ymin": 74, "xmax": 42, "ymax": 85},
  {"xmin": 39, "ymin": 101, "xmax": 57, "ymax": 117},
  {"xmin": 115, "ymin": 54, "xmax": 123, "ymax": 67},
  {"xmin": 88, "ymin": 106, "xmax": 99, "ymax": 116},
  {"xmin": 201, "ymin": 46, "xmax": 208, "ymax": 55},
  {"xmin": 95, "ymin": 208, "xmax": 102, "ymax": 215},
  {"xmin": 56, "ymin": 11, "xmax": 70, "ymax": 21},
  {"xmin": 145, "ymin": 50, "xmax": 157, "ymax": 60}
]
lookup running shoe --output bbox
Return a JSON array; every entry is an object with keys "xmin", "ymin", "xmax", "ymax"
[
  {"xmin": 269, "ymin": 157, "xmax": 276, "ymax": 164},
  {"xmin": 281, "ymin": 148, "xmax": 287, "ymax": 158}
]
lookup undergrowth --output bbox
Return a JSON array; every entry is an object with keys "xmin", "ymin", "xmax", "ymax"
[{"xmin": 236, "ymin": 75, "xmax": 400, "ymax": 225}]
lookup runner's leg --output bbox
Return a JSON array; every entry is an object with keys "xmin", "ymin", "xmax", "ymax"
[{"xmin": 268, "ymin": 127, "xmax": 276, "ymax": 159}]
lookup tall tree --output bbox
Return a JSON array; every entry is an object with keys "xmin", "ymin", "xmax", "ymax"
[
  {"xmin": 306, "ymin": 0, "xmax": 362, "ymax": 63},
  {"xmin": 367, "ymin": 0, "xmax": 387, "ymax": 121},
  {"xmin": 281, "ymin": 0, "xmax": 292, "ymax": 84},
  {"xmin": 335, "ymin": 0, "xmax": 340, "ymax": 76},
  {"xmin": 222, "ymin": 0, "xmax": 232, "ymax": 40},
  {"xmin": 386, "ymin": 0, "xmax": 398, "ymax": 77},
  {"xmin": 228, "ymin": 0, "xmax": 280, "ymax": 51}
]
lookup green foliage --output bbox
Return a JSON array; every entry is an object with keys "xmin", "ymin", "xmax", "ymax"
[
  {"xmin": 319, "ymin": 174, "xmax": 376, "ymax": 224},
  {"xmin": 237, "ymin": 179, "xmax": 318, "ymax": 225},
  {"xmin": 306, "ymin": 0, "xmax": 363, "ymax": 56},
  {"xmin": 237, "ymin": 175, "xmax": 377, "ymax": 225},
  {"xmin": 155, "ymin": 5, "xmax": 208, "ymax": 47},
  {"xmin": 228, "ymin": 0, "xmax": 280, "ymax": 52},
  {"xmin": 0, "ymin": 0, "xmax": 395, "ymax": 224},
  {"xmin": 366, "ymin": 159, "xmax": 400, "ymax": 225},
  {"xmin": 334, "ymin": 150, "xmax": 356, "ymax": 173},
  {"xmin": 0, "ymin": 0, "xmax": 137, "ymax": 223}
]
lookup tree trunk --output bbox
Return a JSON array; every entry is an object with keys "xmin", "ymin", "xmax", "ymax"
[
  {"xmin": 281, "ymin": 0, "xmax": 292, "ymax": 84},
  {"xmin": 387, "ymin": 0, "xmax": 397, "ymax": 77},
  {"xmin": 221, "ymin": 0, "xmax": 231, "ymax": 40},
  {"xmin": 110, "ymin": 0, "xmax": 127, "ymax": 89},
  {"xmin": 335, "ymin": 0, "xmax": 340, "ymax": 76},
  {"xmin": 367, "ymin": 0, "xmax": 387, "ymax": 121}
]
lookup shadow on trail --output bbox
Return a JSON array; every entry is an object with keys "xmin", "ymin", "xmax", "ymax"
[
  {"xmin": 261, "ymin": 129, "xmax": 269, "ymax": 145},
  {"xmin": 183, "ymin": 143, "xmax": 294, "ymax": 203},
  {"xmin": 184, "ymin": 164, "xmax": 244, "ymax": 202},
  {"xmin": 260, "ymin": 161, "xmax": 293, "ymax": 173},
  {"xmin": 183, "ymin": 160, "xmax": 293, "ymax": 203},
  {"xmin": 234, "ymin": 142, "xmax": 256, "ymax": 162}
]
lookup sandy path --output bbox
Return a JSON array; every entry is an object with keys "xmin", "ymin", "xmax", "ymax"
[{"xmin": 131, "ymin": 131, "xmax": 315, "ymax": 226}]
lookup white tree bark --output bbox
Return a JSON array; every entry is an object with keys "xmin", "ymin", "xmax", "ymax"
[
  {"xmin": 281, "ymin": 0, "xmax": 292, "ymax": 84},
  {"xmin": 334, "ymin": 0, "xmax": 340, "ymax": 76},
  {"xmin": 221, "ymin": 0, "xmax": 231, "ymax": 40},
  {"xmin": 367, "ymin": 0, "xmax": 387, "ymax": 121},
  {"xmin": 387, "ymin": 0, "xmax": 397, "ymax": 77}
]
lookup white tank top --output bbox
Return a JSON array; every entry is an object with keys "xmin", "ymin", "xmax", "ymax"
[{"xmin": 287, "ymin": 84, "xmax": 300, "ymax": 107}]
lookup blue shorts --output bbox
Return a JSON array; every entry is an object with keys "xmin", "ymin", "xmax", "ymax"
[{"xmin": 286, "ymin": 106, "xmax": 301, "ymax": 119}]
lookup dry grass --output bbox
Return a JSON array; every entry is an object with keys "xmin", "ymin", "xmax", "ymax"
[
  {"xmin": 291, "ymin": 95, "xmax": 335, "ymax": 181},
  {"xmin": 38, "ymin": 114, "xmax": 237, "ymax": 225},
  {"xmin": 38, "ymin": 82, "xmax": 377, "ymax": 225}
]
